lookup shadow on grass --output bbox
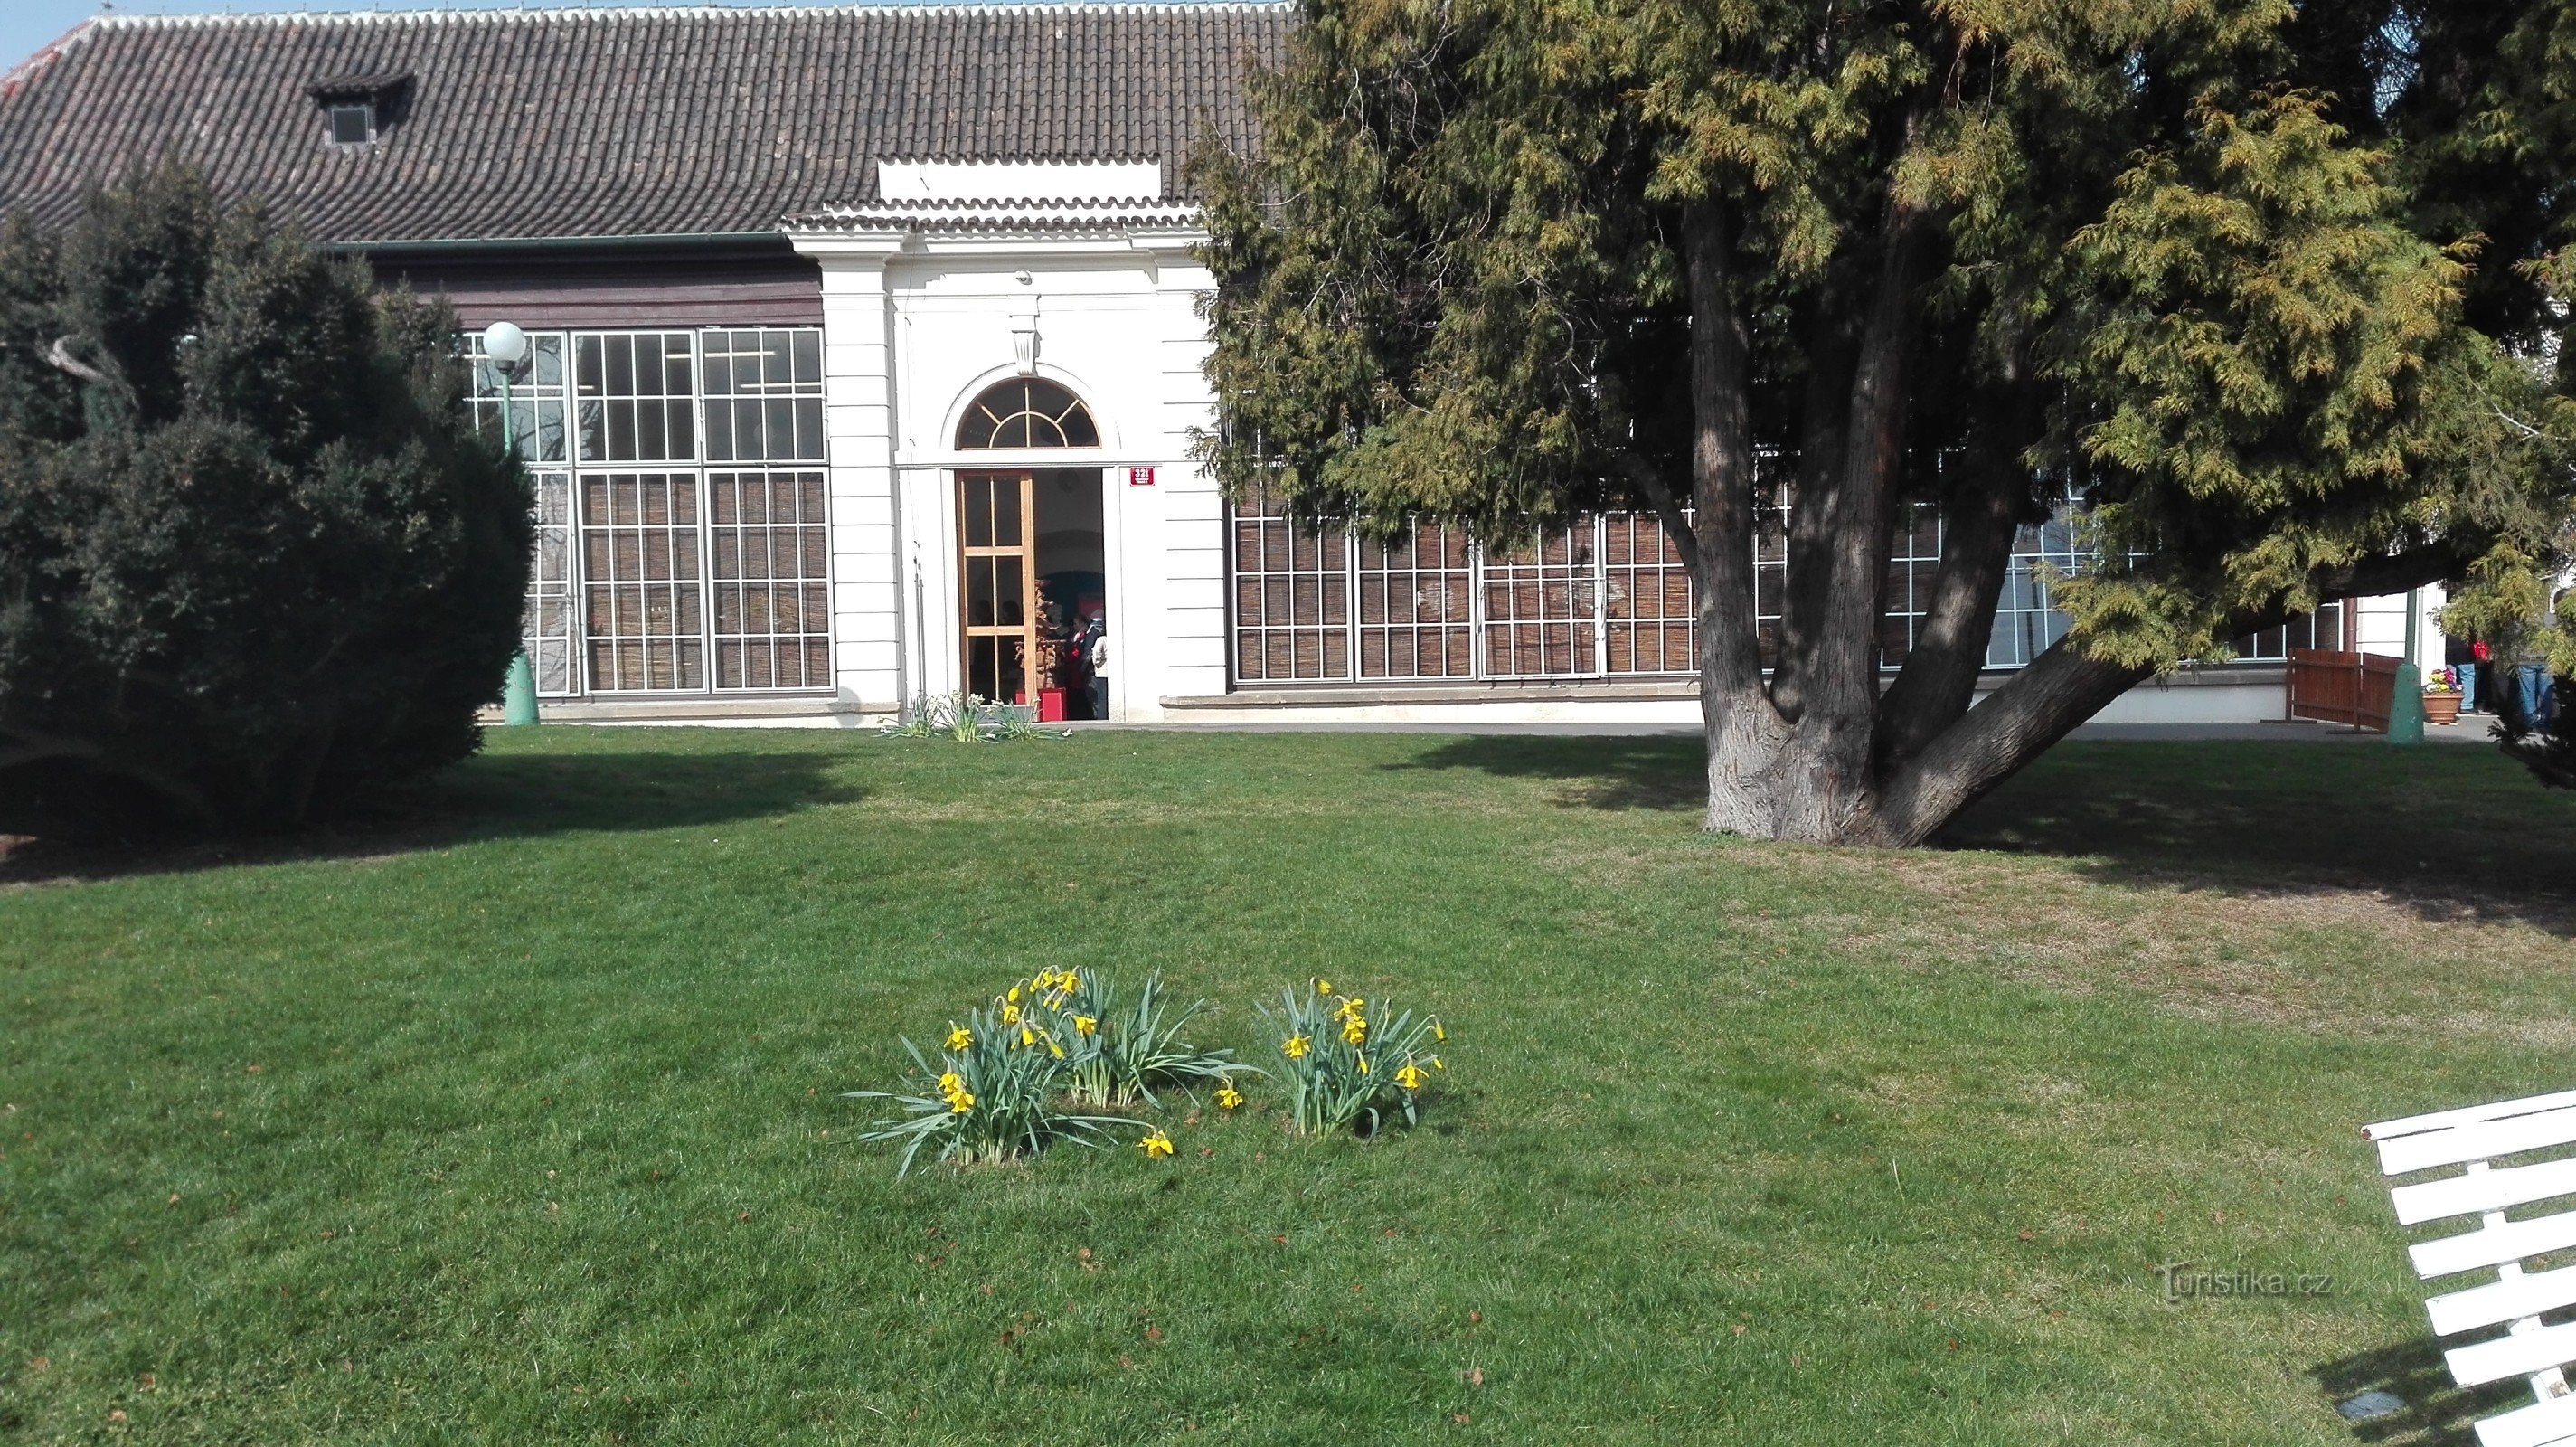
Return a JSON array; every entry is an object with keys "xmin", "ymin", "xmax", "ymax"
[
  {"xmin": 1389, "ymin": 735, "xmax": 1706, "ymax": 812},
  {"xmin": 2309, "ymin": 1337, "xmax": 2523, "ymax": 1446},
  {"xmin": 0, "ymin": 750, "xmax": 862, "ymax": 886},
  {"xmin": 1941, "ymin": 741, "xmax": 2576, "ymax": 929},
  {"xmin": 1400, "ymin": 734, "xmax": 2576, "ymax": 927}
]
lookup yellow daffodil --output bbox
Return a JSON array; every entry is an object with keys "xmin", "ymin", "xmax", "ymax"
[
  {"xmin": 944, "ymin": 1025, "xmax": 973, "ymax": 1051},
  {"xmin": 937, "ymin": 1072, "xmax": 964, "ymax": 1095},
  {"xmin": 1138, "ymin": 1129, "xmax": 1175, "ymax": 1159},
  {"xmin": 1340, "ymin": 1018, "xmax": 1367, "ymax": 1045},
  {"xmin": 1335, "ymin": 997, "xmax": 1365, "ymax": 1020},
  {"xmin": 1019, "ymin": 1025, "xmax": 1039, "ymax": 1048},
  {"xmin": 1282, "ymin": 1034, "xmax": 1310, "ymax": 1059},
  {"xmin": 1073, "ymin": 1015, "xmax": 1098, "ymax": 1036},
  {"xmin": 948, "ymin": 1091, "xmax": 975, "ymax": 1113},
  {"xmin": 1430, "ymin": 1055, "xmax": 1445, "ymax": 1070},
  {"xmin": 1316, "ymin": 979, "xmax": 1333, "ymax": 995},
  {"xmin": 1395, "ymin": 1064, "xmax": 1427, "ymax": 1090},
  {"xmin": 1001, "ymin": 1003, "xmax": 1021, "ymax": 1026},
  {"xmin": 1007, "ymin": 984, "xmax": 1023, "ymax": 1004},
  {"xmin": 1215, "ymin": 1084, "xmax": 1244, "ymax": 1110},
  {"xmin": 1431, "ymin": 1020, "xmax": 1446, "ymax": 1042},
  {"xmin": 1356, "ymin": 1054, "xmax": 1370, "ymax": 1074},
  {"xmin": 1060, "ymin": 970, "xmax": 1080, "ymax": 992},
  {"xmin": 1048, "ymin": 1039, "xmax": 1065, "ymax": 1060}
]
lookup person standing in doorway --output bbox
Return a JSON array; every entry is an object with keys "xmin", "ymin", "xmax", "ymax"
[{"xmin": 1071, "ymin": 601, "xmax": 1109, "ymax": 722}]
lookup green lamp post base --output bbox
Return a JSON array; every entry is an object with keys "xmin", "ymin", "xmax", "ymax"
[
  {"xmin": 2387, "ymin": 662, "xmax": 2425, "ymax": 744},
  {"xmin": 501, "ymin": 650, "xmax": 540, "ymax": 726}
]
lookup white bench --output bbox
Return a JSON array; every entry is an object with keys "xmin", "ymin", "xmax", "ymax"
[{"xmin": 2367, "ymin": 1088, "xmax": 2576, "ymax": 1447}]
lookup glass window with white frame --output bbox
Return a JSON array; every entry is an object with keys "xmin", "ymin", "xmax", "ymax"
[
  {"xmin": 1229, "ymin": 479, "xmax": 2337, "ymax": 687},
  {"xmin": 470, "ymin": 326, "xmax": 831, "ymax": 697}
]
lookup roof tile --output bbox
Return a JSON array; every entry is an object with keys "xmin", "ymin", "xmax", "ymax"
[{"xmin": 0, "ymin": 4, "xmax": 1290, "ymax": 242}]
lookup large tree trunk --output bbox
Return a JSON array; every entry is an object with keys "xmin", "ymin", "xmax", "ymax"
[
  {"xmin": 1872, "ymin": 410, "xmax": 2039, "ymax": 772},
  {"xmin": 1691, "ymin": 196, "xmax": 1934, "ymax": 843},
  {"xmin": 1680, "ymin": 191, "xmax": 2467, "ymax": 847},
  {"xmin": 1678, "ymin": 202, "xmax": 1793, "ymax": 836}
]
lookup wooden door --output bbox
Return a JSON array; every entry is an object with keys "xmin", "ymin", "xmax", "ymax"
[{"xmin": 958, "ymin": 471, "xmax": 1038, "ymax": 703}]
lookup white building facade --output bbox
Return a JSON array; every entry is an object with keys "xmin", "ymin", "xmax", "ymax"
[{"xmin": 0, "ymin": 5, "xmax": 2394, "ymax": 733}]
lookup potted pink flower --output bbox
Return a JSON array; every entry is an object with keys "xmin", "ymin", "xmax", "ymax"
[{"xmin": 2424, "ymin": 667, "xmax": 2463, "ymax": 726}]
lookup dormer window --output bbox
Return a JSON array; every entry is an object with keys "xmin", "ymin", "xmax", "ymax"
[
  {"xmin": 307, "ymin": 70, "xmax": 411, "ymax": 149},
  {"xmin": 327, "ymin": 102, "xmax": 374, "ymax": 147}
]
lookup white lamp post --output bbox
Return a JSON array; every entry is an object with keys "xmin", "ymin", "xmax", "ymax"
[{"xmin": 483, "ymin": 321, "xmax": 540, "ymax": 726}]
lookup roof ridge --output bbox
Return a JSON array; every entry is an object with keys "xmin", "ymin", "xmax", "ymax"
[
  {"xmin": 0, "ymin": 17, "xmax": 102, "ymax": 99},
  {"xmin": 826, "ymin": 194, "xmax": 1183, "ymax": 206},
  {"xmin": 90, "ymin": 3, "xmax": 1297, "ymax": 28}
]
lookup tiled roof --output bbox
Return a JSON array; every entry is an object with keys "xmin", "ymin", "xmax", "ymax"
[{"xmin": 0, "ymin": 5, "xmax": 1292, "ymax": 244}]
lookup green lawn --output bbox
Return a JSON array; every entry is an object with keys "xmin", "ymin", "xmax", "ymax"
[{"xmin": 6, "ymin": 728, "xmax": 2576, "ymax": 1444}]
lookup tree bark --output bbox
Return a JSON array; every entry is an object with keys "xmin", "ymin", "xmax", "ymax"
[
  {"xmin": 1863, "ymin": 541, "xmax": 2475, "ymax": 846},
  {"xmin": 1767, "ymin": 267, "xmax": 1862, "ymax": 724},
  {"xmin": 1872, "ymin": 464, "xmax": 2026, "ymax": 771},
  {"xmin": 1865, "ymin": 638, "xmax": 2153, "ymax": 845},
  {"xmin": 1743, "ymin": 197, "xmax": 1936, "ymax": 841},
  {"xmin": 1682, "ymin": 201, "xmax": 1793, "ymax": 836}
]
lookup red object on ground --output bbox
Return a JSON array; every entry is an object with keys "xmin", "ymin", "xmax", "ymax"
[{"xmin": 1037, "ymin": 687, "xmax": 1070, "ymax": 722}]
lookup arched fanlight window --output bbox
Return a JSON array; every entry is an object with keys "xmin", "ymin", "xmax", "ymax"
[{"xmin": 956, "ymin": 378, "xmax": 1100, "ymax": 449}]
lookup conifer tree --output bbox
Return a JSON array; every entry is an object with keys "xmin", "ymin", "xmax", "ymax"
[
  {"xmin": 0, "ymin": 168, "xmax": 530, "ymax": 839},
  {"xmin": 1199, "ymin": 0, "xmax": 2576, "ymax": 843}
]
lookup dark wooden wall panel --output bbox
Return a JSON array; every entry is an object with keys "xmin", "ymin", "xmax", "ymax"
[{"xmin": 370, "ymin": 243, "xmax": 825, "ymax": 328}]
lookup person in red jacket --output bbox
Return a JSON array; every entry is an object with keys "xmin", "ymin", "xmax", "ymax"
[{"xmin": 2451, "ymin": 634, "xmax": 2492, "ymax": 715}]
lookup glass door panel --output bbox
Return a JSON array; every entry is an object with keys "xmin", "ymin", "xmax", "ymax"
[{"xmin": 958, "ymin": 471, "xmax": 1037, "ymax": 705}]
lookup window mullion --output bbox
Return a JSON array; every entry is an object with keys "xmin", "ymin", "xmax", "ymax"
[
  {"xmin": 1349, "ymin": 527, "xmax": 1370, "ymax": 685},
  {"xmin": 1468, "ymin": 535, "xmax": 1487, "ymax": 683},
  {"xmin": 1591, "ymin": 514, "xmax": 1608, "ymax": 679}
]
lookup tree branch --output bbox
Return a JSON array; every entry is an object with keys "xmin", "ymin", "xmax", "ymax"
[
  {"xmin": 42, "ymin": 334, "xmax": 111, "ymax": 386},
  {"xmin": 1611, "ymin": 452, "xmax": 1704, "ymax": 591},
  {"xmin": 2315, "ymin": 541, "xmax": 2467, "ymax": 603},
  {"xmin": 1873, "ymin": 480, "xmax": 2023, "ymax": 771},
  {"xmin": 1867, "ymin": 539, "xmax": 2481, "ymax": 845},
  {"xmin": 1867, "ymin": 637, "xmax": 2151, "ymax": 846},
  {"xmin": 1683, "ymin": 198, "xmax": 1768, "ymax": 704}
]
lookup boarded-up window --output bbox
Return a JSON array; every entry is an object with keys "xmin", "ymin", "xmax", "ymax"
[
  {"xmin": 580, "ymin": 473, "xmax": 705, "ymax": 691},
  {"xmin": 709, "ymin": 470, "xmax": 832, "ymax": 689},
  {"xmin": 1356, "ymin": 524, "xmax": 1473, "ymax": 679},
  {"xmin": 1604, "ymin": 513, "xmax": 1694, "ymax": 675},
  {"xmin": 1230, "ymin": 490, "xmax": 1349, "ymax": 682},
  {"xmin": 1481, "ymin": 525, "xmax": 1598, "ymax": 678}
]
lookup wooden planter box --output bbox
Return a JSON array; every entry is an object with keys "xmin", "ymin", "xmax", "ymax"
[{"xmin": 2423, "ymin": 692, "xmax": 2462, "ymax": 726}]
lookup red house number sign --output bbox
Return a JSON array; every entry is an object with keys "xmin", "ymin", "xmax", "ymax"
[{"xmin": 1128, "ymin": 467, "xmax": 1156, "ymax": 487}]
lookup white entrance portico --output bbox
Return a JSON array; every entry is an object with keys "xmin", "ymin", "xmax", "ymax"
[{"xmin": 790, "ymin": 160, "xmax": 1228, "ymax": 723}]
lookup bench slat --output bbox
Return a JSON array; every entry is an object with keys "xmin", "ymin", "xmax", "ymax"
[
  {"xmin": 2474, "ymin": 1391, "xmax": 2576, "ymax": 1447},
  {"xmin": 2414, "ymin": 1213, "xmax": 2576, "ymax": 1280},
  {"xmin": 2430, "ymin": 1263, "xmax": 2576, "ymax": 1337},
  {"xmin": 2381, "ymin": 1107, "xmax": 2576, "ymax": 1177},
  {"xmin": 2370, "ymin": 1089, "xmax": 2576, "ymax": 1143},
  {"xmin": 2449, "ymin": 1321, "xmax": 2576, "ymax": 1388},
  {"xmin": 2397, "ymin": 1159, "xmax": 2576, "ymax": 1226}
]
